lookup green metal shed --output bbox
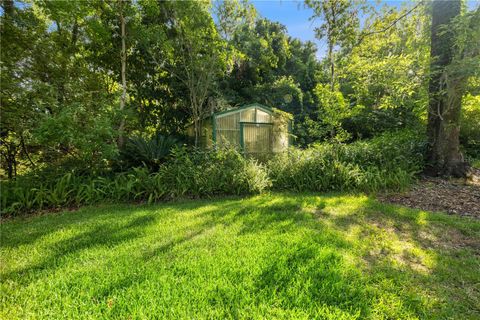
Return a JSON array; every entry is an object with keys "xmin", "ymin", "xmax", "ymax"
[{"xmin": 187, "ymin": 103, "xmax": 293, "ymax": 156}]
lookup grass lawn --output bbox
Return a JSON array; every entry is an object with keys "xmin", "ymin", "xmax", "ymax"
[{"xmin": 1, "ymin": 193, "xmax": 479, "ymax": 319}]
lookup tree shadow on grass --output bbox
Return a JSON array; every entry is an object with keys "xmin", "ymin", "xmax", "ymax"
[
  {"xmin": 1, "ymin": 213, "xmax": 159, "ymax": 284},
  {"xmin": 252, "ymin": 243, "xmax": 370, "ymax": 317},
  {"xmin": 314, "ymin": 196, "xmax": 480, "ymax": 317},
  {"xmin": 1, "ymin": 204, "xmax": 150, "ymax": 249},
  {"xmin": 232, "ymin": 203, "xmax": 306, "ymax": 235},
  {"xmin": 2, "ymin": 193, "xmax": 479, "ymax": 318},
  {"xmin": 1, "ymin": 199, "xmax": 243, "ymax": 288},
  {"xmin": 173, "ymin": 194, "xmax": 479, "ymax": 318},
  {"xmin": 0, "ymin": 198, "xmax": 233, "ymax": 249}
]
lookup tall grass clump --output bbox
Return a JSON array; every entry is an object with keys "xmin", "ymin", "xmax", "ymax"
[
  {"xmin": 268, "ymin": 130, "xmax": 426, "ymax": 192},
  {"xmin": 158, "ymin": 147, "xmax": 271, "ymax": 198}
]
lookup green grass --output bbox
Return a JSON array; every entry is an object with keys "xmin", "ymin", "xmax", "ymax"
[{"xmin": 1, "ymin": 193, "xmax": 479, "ymax": 319}]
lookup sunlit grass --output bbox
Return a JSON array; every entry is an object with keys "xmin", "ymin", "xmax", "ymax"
[{"xmin": 1, "ymin": 193, "xmax": 479, "ymax": 319}]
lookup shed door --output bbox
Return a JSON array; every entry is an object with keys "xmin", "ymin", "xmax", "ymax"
[{"xmin": 241, "ymin": 123, "xmax": 272, "ymax": 155}]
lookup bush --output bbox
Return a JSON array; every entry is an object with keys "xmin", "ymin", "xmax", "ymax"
[
  {"xmin": 268, "ymin": 130, "xmax": 425, "ymax": 192},
  {"xmin": 157, "ymin": 147, "xmax": 271, "ymax": 198},
  {"xmin": 33, "ymin": 102, "xmax": 118, "ymax": 168},
  {"xmin": 117, "ymin": 134, "xmax": 181, "ymax": 171},
  {"xmin": 460, "ymin": 94, "xmax": 480, "ymax": 160}
]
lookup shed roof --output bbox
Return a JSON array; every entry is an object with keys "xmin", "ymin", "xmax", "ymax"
[
  {"xmin": 187, "ymin": 103, "xmax": 292, "ymax": 129},
  {"xmin": 213, "ymin": 103, "xmax": 275, "ymax": 118}
]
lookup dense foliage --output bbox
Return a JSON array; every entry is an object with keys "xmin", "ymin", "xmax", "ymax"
[
  {"xmin": 269, "ymin": 131, "xmax": 425, "ymax": 192},
  {"xmin": 117, "ymin": 134, "xmax": 180, "ymax": 171},
  {"xmin": 1, "ymin": 0, "xmax": 478, "ymax": 179},
  {"xmin": 0, "ymin": 148, "xmax": 271, "ymax": 215},
  {"xmin": 0, "ymin": 1, "xmax": 478, "ymax": 213},
  {"xmin": 461, "ymin": 93, "xmax": 480, "ymax": 159},
  {"xmin": 2, "ymin": 131, "xmax": 425, "ymax": 216}
]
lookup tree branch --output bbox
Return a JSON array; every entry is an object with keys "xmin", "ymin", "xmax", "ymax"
[
  {"xmin": 355, "ymin": 2, "xmax": 423, "ymax": 47},
  {"xmin": 20, "ymin": 133, "xmax": 35, "ymax": 168}
]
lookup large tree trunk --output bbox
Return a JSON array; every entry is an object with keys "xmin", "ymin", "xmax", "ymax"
[
  {"xmin": 118, "ymin": 5, "xmax": 127, "ymax": 148},
  {"xmin": 425, "ymin": 0, "xmax": 469, "ymax": 177}
]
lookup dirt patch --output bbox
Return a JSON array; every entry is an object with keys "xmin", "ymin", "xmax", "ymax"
[{"xmin": 379, "ymin": 169, "xmax": 480, "ymax": 218}]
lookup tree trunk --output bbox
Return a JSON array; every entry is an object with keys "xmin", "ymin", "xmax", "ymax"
[
  {"xmin": 329, "ymin": 4, "xmax": 336, "ymax": 92},
  {"xmin": 194, "ymin": 119, "xmax": 199, "ymax": 147},
  {"xmin": 193, "ymin": 105, "xmax": 200, "ymax": 147},
  {"xmin": 1, "ymin": 0, "xmax": 14, "ymax": 16},
  {"xmin": 118, "ymin": 4, "xmax": 127, "ymax": 148},
  {"xmin": 425, "ymin": 0, "xmax": 469, "ymax": 177},
  {"xmin": 4, "ymin": 142, "xmax": 18, "ymax": 179},
  {"xmin": 329, "ymin": 43, "xmax": 335, "ymax": 92}
]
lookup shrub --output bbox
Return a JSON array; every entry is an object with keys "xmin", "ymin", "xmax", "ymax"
[
  {"xmin": 460, "ymin": 94, "xmax": 480, "ymax": 160},
  {"xmin": 117, "ymin": 134, "xmax": 181, "ymax": 171},
  {"xmin": 33, "ymin": 102, "xmax": 117, "ymax": 169},
  {"xmin": 158, "ymin": 147, "xmax": 271, "ymax": 198},
  {"xmin": 268, "ymin": 130, "xmax": 425, "ymax": 193}
]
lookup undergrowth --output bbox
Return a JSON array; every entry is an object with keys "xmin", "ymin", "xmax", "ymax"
[{"xmin": 1, "ymin": 130, "xmax": 426, "ymax": 216}]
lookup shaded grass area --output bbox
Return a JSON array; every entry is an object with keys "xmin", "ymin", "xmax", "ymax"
[{"xmin": 1, "ymin": 193, "xmax": 479, "ymax": 319}]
